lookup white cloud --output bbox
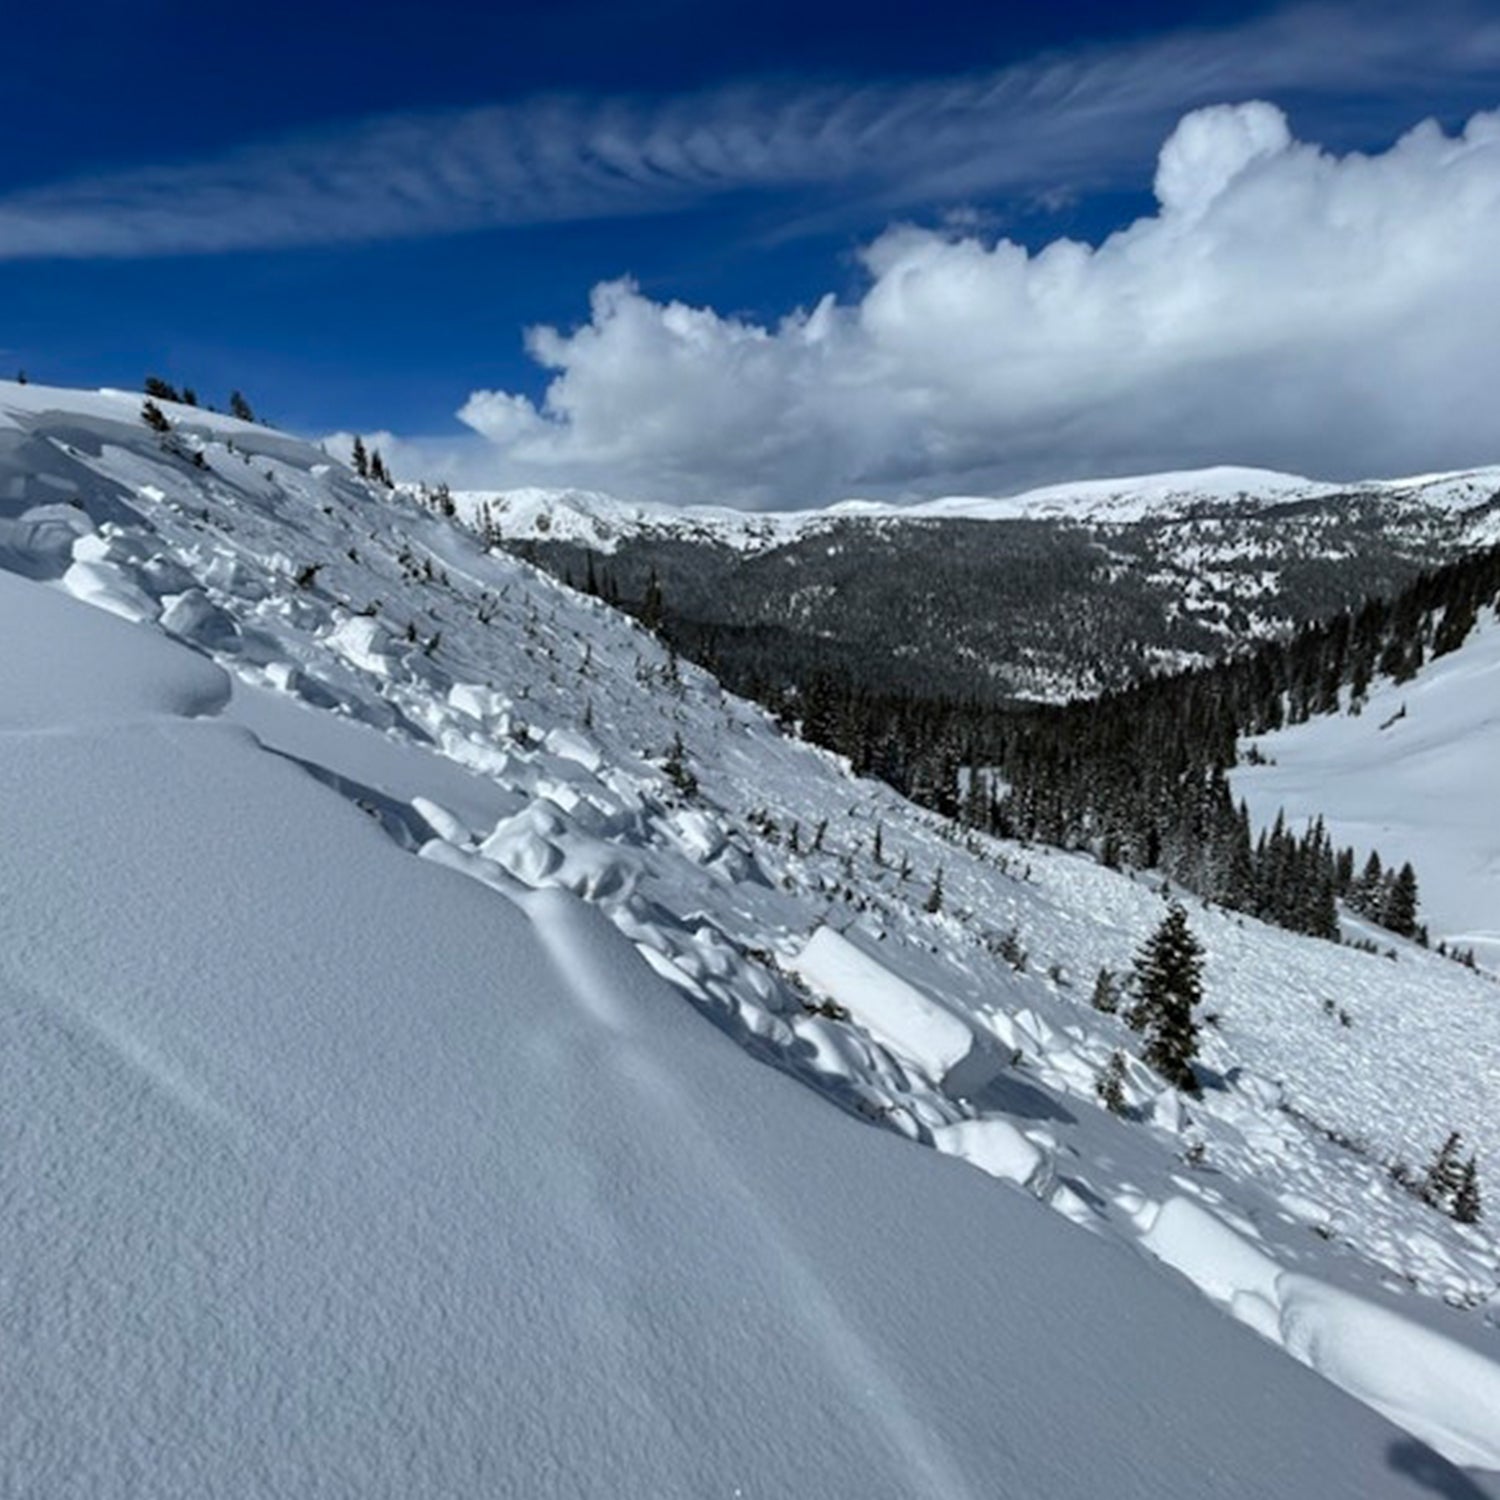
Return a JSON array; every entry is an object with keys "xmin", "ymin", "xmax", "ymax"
[
  {"xmin": 0, "ymin": 5, "xmax": 1497, "ymax": 258},
  {"xmin": 450, "ymin": 103, "xmax": 1500, "ymax": 506}
]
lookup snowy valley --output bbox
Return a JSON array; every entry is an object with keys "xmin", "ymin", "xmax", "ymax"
[
  {"xmin": 2, "ymin": 378, "xmax": 1500, "ymax": 1496},
  {"xmin": 459, "ymin": 465, "xmax": 1500, "ymax": 704}
]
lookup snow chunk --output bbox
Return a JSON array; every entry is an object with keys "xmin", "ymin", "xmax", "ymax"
[
  {"xmin": 1278, "ymin": 1275, "xmax": 1500, "ymax": 1471},
  {"xmin": 160, "ymin": 589, "xmax": 241, "ymax": 651},
  {"xmin": 791, "ymin": 926, "xmax": 974, "ymax": 1075},
  {"xmin": 1141, "ymin": 1195, "xmax": 1283, "ymax": 1311},
  {"xmin": 62, "ymin": 557, "xmax": 159, "ymax": 622},
  {"xmin": 324, "ymin": 615, "xmax": 397, "ymax": 676},
  {"xmin": 543, "ymin": 725, "xmax": 604, "ymax": 772},
  {"xmin": 932, "ymin": 1117, "xmax": 1052, "ymax": 1193}
]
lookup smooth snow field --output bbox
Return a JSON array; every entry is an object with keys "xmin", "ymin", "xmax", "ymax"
[
  {"xmin": 1236, "ymin": 611, "xmax": 1500, "ymax": 970},
  {"xmin": 2, "ymin": 380, "xmax": 1499, "ymax": 1496}
]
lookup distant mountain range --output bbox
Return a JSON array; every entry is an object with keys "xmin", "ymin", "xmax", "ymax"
[{"xmin": 456, "ymin": 464, "xmax": 1500, "ymax": 702}]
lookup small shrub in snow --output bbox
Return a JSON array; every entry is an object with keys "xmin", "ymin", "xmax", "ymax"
[
  {"xmin": 663, "ymin": 733, "xmax": 698, "ymax": 798},
  {"xmin": 1096, "ymin": 1051, "xmax": 1129, "ymax": 1115},
  {"xmin": 991, "ymin": 927, "xmax": 1028, "ymax": 973}
]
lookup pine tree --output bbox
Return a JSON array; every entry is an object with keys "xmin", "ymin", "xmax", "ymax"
[
  {"xmin": 1091, "ymin": 967, "xmax": 1120, "ymax": 1014},
  {"xmin": 1381, "ymin": 861, "xmax": 1420, "ymax": 939},
  {"xmin": 1454, "ymin": 1156, "xmax": 1483, "ymax": 1224},
  {"xmin": 229, "ymin": 390, "xmax": 255, "ymax": 422},
  {"xmin": 1350, "ymin": 850, "xmax": 1384, "ymax": 918},
  {"xmin": 1421, "ymin": 1131, "xmax": 1468, "ymax": 1211},
  {"xmin": 351, "ymin": 435, "xmax": 369, "ymax": 479},
  {"xmin": 140, "ymin": 399, "xmax": 170, "ymax": 434},
  {"xmin": 924, "ymin": 866, "xmax": 944, "ymax": 915},
  {"xmin": 144, "ymin": 375, "xmax": 179, "ymax": 402},
  {"xmin": 1128, "ymin": 902, "xmax": 1204, "ymax": 1093},
  {"xmin": 640, "ymin": 568, "xmax": 665, "ymax": 633}
]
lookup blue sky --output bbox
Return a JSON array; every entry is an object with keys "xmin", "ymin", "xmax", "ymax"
[{"xmin": 4, "ymin": 1, "xmax": 1500, "ymax": 503}]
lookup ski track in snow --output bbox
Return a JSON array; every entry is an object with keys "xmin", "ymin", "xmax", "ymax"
[{"xmin": 3, "ymin": 379, "xmax": 1500, "ymax": 1490}]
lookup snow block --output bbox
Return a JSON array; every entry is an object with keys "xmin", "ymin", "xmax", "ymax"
[
  {"xmin": 791, "ymin": 926, "xmax": 974, "ymax": 1076},
  {"xmin": 932, "ymin": 1118, "xmax": 1052, "ymax": 1193}
]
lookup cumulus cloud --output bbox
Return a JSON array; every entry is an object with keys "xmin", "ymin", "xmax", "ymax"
[
  {"xmin": 451, "ymin": 103, "xmax": 1500, "ymax": 506},
  {"xmin": 0, "ymin": 4, "xmax": 1497, "ymax": 258}
]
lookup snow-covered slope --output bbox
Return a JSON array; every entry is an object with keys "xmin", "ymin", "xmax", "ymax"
[
  {"xmin": 3, "ymin": 379, "xmax": 1500, "ymax": 1492},
  {"xmin": 455, "ymin": 460, "xmax": 1500, "ymax": 552},
  {"xmin": 1235, "ymin": 610, "xmax": 1500, "ymax": 971}
]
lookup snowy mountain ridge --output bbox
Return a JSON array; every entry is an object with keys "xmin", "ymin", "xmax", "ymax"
[
  {"xmin": 3, "ymin": 377, "xmax": 1500, "ymax": 1494},
  {"xmin": 456, "ymin": 457, "xmax": 1500, "ymax": 708},
  {"xmin": 455, "ymin": 461, "xmax": 1500, "ymax": 553}
]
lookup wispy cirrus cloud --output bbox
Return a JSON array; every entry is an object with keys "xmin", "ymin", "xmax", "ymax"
[{"xmin": 1, "ymin": 4, "xmax": 1497, "ymax": 259}]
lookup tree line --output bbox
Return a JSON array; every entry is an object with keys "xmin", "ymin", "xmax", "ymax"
[{"xmin": 614, "ymin": 539, "xmax": 1500, "ymax": 948}]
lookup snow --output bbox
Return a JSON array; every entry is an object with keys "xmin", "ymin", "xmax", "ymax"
[
  {"xmin": 1235, "ymin": 609, "xmax": 1500, "ymax": 968},
  {"xmin": 0, "ymin": 575, "xmax": 1446, "ymax": 1500},
  {"xmin": 457, "ymin": 459, "xmax": 1500, "ymax": 550},
  {"xmin": 2, "ymin": 377, "xmax": 1500, "ymax": 1492},
  {"xmin": 1141, "ymin": 1195, "xmax": 1500, "ymax": 1467},
  {"xmin": 791, "ymin": 924, "xmax": 977, "ymax": 1076}
]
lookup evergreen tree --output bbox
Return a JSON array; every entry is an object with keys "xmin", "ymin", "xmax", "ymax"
[
  {"xmin": 1454, "ymin": 1156, "xmax": 1483, "ymax": 1225},
  {"xmin": 1350, "ymin": 850, "xmax": 1384, "ymax": 918},
  {"xmin": 1421, "ymin": 1131, "xmax": 1468, "ymax": 1211},
  {"xmin": 229, "ymin": 390, "xmax": 256, "ymax": 422},
  {"xmin": 1128, "ymin": 903, "xmax": 1204, "ymax": 1093},
  {"xmin": 924, "ymin": 866, "xmax": 944, "ymax": 915},
  {"xmin": 640, "ymin": 568, "xmax": 665, "ymax": 633},
  {"xmin": 144, "ymin": 375, "xmax": 180, "ymax": 402},
  {"xmin": 1090, "ymin": 967, "xmax": 1120, "ymax": 1014},
  {"xmin": 140, "ymin": 399, "xmax": 170, "ymax": 434},
  {"xmin": 1381, "ymin": 861, "xmax": 1420, "ymax": 939},
  {"xmin": 351, "ymin": 435, "xmax": 369, "ymax": 479}
]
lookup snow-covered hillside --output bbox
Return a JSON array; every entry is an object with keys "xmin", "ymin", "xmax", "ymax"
[
  {"xmin": 1236, "ymin": 609, "xmax": 1500, "ymax": 971},
  {"xmin": 455, "ymin": 461, "xmax": 1500, "ymax": 552},
  {"xmin": 3, "ymin": 378, "xmax": 1500, "ymax": 1494}
]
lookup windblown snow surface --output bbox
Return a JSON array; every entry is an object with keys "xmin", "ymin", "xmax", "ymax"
[{"xmin": 2, "ymin": 380, "xmax": 1499, "ymax": 1496}]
